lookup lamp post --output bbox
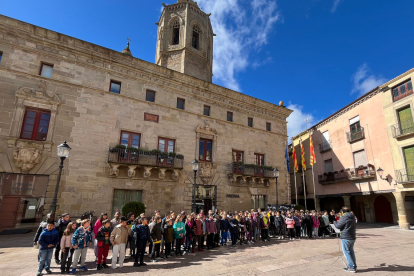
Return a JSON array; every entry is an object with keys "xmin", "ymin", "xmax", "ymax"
[
  {"xmin": 273, "ymin": 167, "xmax": 280, "ymax": 209},
  {"xmin": 191, "ymin": 159, "xmax": 199, "ymax": 213},
  {"xmin": 49, "ymin": 141, "xmax": 71, "ymax": 216},
  {"xmin": 377, "ymin": 167, "xmax": 387, "ymax": 180}
]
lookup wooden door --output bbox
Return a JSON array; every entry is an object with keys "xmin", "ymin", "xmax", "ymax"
[
  {"xmin": 374, "ymin": 195, "xmax": 393, "ymax": 224},
  {"xmin": 357, "ymin": 202, "xmax": 366, "ymax": 222},
  {"xmin": 1, "ymin": 196, "xmax": 20, "ymax": 228},
  {"xmin": 203, "ymin": 199, "xmax": 212, "ymax": 215}
]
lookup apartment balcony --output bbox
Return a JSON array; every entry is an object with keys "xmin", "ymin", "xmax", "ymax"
[
  {"xmin": 391, "ymin": 121, "xmax": 414, "ymax": 138},
  {"xmin": 229, "ymin": 163, "xmax": 274, "ymax": 186},
  {"xmin": 318, "ymin": 165, "xmax": 376, "ymax": 184},
  {"xmin": 346, "ymin": 128, "xmax": 365, "ymax": 143},
  {"xmin": 107, "ymin": 147, "xmax": 184, "ymax": 180},
  {"xmin": 395, "ymin": 167, "xmax": 414, "ymax": 184},
  {"xmin": 319, "ymin": 141, "xmax": 332, "ymax": 153}
]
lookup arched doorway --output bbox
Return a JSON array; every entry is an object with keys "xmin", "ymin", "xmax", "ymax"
[{"xmin": 374, "ymin": 195, "xmax": 393, "ymax": 224}]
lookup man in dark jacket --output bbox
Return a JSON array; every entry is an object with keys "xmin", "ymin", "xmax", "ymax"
[
  {"xmin": 54, "ymin": 213, "xmax": 71, "ymax": 264},
  {"xmin": 133, "ymin": 217, "xmax": 150, "ymax": 267},
  {"xmin": 150, "ymin": 216, "xmax": 162, "ymax": 262},
  {"xmin": 334, "ymin": 206, "xmax": 357, "ymax": 273}
]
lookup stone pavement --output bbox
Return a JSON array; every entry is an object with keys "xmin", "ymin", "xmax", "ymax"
[{"xmin": 0, "ymin": 223, "xmax": 413, "ymax": 276}]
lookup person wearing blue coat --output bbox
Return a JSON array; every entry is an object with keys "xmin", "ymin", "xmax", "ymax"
[
  {"xmin": 37, "ymin": 220, "xmax": 60, "ymax": 276},
  {"xmin": 220, "ymin": 213, "xmax": 231, "ymax": 246}
]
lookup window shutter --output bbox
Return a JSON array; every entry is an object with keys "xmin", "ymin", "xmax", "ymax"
[
  {"xmin": 404, "ymin": 146, "xmax": 414, "ymax": 169},
  {"xmin": 353, "ymin": 150, "xmax": 367, "ymax": 168},
  {"xmin": 398, "ymin": 107, "xmax": 414, "ymax": 134},
  {"xmin": 324, "ymin": 159, "xmax": 333, "ymax": 173},
  {"xmin": 349, "ymin": 116, "xmax": 360, "ymax": 125}
]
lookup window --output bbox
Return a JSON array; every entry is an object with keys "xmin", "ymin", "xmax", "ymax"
[
  {"xmin": 199, "ymin": 138, "xmax": 212, "ymax": 161},
  {"xmin": 110, "ymin": 80, "xmax": 121, "ymax": 94},
  {"xmin": 192, "ymin": 25, "xmax": 201, "ymax": 49},
  {"xmin": 397, "ymin": 106, "xmax": 414, "ymax": 135},
  {"xmin": 353, "ymin": 150, "xmax": 367, "ymax": 168},
  {"xmin": 39, "ymin": 63, "xmax": 53, "ymax": 78},
  {"xmin": 403, "ymin": 146, "xmax": 414, "ymax": 169},
  {"xmin": 266, "ymin": 122, "xmax": 271, "ymax": 131},
  {"xmin": 146, "ymin": 90, "xmax": 156, "ymax": 102},
  {"xmin": 255, "ymin": 153, "xmax": 265, "ymax": 166},
  {"xmin": 158, "ymin": 138, "xmax": 175, "ymax": 153},
  {"xmin": 203, "ymin": 105, "xmax": 210, "ymax": 116},
  {"xmin": 172, "ymin": 20, "xmax": 180, "ymax": 45},
  {"xmin": 120, "ymin": 131, "xmax": 140, "ymax": 148},
  {"xmin": 232, "ymin": 150, "xmax": 244, "ymax": 163},
  {"xmin": 112, "ymin": 189, "xmax": 143, "ymax": 217},
  {"xmin": 20, "ymin": 109, "xmax": 51, "ymax": 141},
  {"xmin": 393, "ymin": 79, "xmax": 413, "ymax": 101},
  {"xmin": 324, "ymin": 159, "xmax": 334, "ymax": 173},
  {"xmin": 227, "ymin": 111, "xmax": 233, "ymax": 122},
  {"xmin": 251, "ymin": 195, "xmax": 266, "ymax": 210},
  {"xmin": 177, "ymin": 98, "xmax": 185, "ymax": 110},
  {"xmin": 0, "ymin": 51, "xmax": 3, "ymax": 63},
  {"xmin": 248, "ymin": 117, "xmax": 253, "ymax": 127}
]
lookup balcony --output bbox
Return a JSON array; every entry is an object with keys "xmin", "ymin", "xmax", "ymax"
[
  {"xmin": 229, "ymin": 163, "xmax": 274, "ymax": 185},
  {"xmin": 319, "ymin": 141, "xmax": 332, "ymax": 153},
  {"xmin": 318, "ymin": 165, "xmax": 376, "ymax": 184},
  {"xmin": 107, "ymin": 147, "xmax": 184, "ymax": 180},
  {"xmin": 395, "ymin": 167, "xmax": 414, "ymax": 184},
  {"xmin": 391, "ymin": 121, "xmax": 414, "ymax": 138},
  {"xmin": 346, "ymin": 128, "xmax": 365, "ymax": 143}
]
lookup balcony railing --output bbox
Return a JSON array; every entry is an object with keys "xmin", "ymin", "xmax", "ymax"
[
  {"xmin": 108, "ymin": 148, "xmax": 184, "ymax": 169},
  {"xmin": 232, "ymin": 163, "xmax": 274, "ymax": 177},
  {"xmin": 395, "ymin": 167, "xmax": 414, "ymax": 183},
  {"xmin": 391, "ymin": 121, "xmax": 414, "ymax": 138},
  {"xmin": 319, "ymin": 141, "xmax": 332, "ymax": 153},
  {"xmin": 318, "ymin": 165, "xmax": 376, "ymax": 184},
  {"xmin": 346, "ymin": 127, "xmax": 365, "ymax": 143}
]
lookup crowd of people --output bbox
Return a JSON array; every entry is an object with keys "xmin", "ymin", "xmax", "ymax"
[{"xmin": 34, "ymin": 207, "xmax": 355, "ymax": 275}]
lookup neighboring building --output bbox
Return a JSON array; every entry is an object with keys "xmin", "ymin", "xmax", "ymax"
[
  {"xmin": 380, "ymin": 68, "xmax": 414, "ymax": 229},
  {"xmin": 289, "ymin": 68, "xmax": 414, "ymax": 229},
  {"xmin": 0, "ymin": 0, "xmax": 292, "ymax": 229}
]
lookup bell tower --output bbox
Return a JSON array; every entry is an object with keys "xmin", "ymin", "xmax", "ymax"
[{"xmin": 156, "ymin": 0, "xmax": 214, "ymax": 82}]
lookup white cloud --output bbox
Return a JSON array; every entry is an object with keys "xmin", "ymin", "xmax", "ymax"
[
  {"xmin": 351, "ymin": 63, "xmax": 386, "ymax": 97},
  {"xmin": 196, "ymin": 0, "xmax": 281, "ymax": 91},
  {"xmin": 331, "ymin": 0, "xmax": 343, "ymax": 13},
  {"xmin": 287, "ymin": 103, "xmax": 317, "ymax": 140}
]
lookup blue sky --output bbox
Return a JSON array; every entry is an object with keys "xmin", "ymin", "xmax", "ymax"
[{"xmin": 2, "ymin": 0, "xmax": 413, "ymax": 138}]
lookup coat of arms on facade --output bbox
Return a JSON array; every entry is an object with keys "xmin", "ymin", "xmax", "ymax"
[
  {"xmin": 13, "ymin": 142, "xmax": 43, "ymax": 173},
  {"xmin": 199, "ymin": 162, "xmax": 216, "ymax": 184}
]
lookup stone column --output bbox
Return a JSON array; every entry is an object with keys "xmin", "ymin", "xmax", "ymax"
[
  {"xmin": 342, "ymin": 196, "xmax": 351, "ymax": 209},
  {"xmin": 315, "ymin": 197, "xmax": 321, "ymax": 211},
  {"xmin": 393, "ymin": 192, "xmax": 410, "ymax": 230}
]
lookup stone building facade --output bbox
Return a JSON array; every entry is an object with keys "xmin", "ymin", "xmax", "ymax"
[{"xmin": 0, "ymin": 1, "xmax": 292, "ymax": 229}]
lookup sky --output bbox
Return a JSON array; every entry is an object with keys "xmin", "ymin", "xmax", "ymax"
[{"xmin": 2, "ymin": 0, "xmax": 413, "ymax": 139}]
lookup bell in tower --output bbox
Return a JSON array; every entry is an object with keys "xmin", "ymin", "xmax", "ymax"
[{"xmin": 156, "ymin": 0, "xmax": 214, "ymax": 83}]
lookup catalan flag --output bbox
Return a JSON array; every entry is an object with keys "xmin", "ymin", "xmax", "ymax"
[
  {"xmin": 310, "ymin": 133, "xmax": 316, "ymax": 165},
  {"xmin": 300, "ymin": 137, "xmax": 306, "ymax": 171},
  {"xmin": 292, "ymin": 143, "xmax": 298, "ymax": 172}
]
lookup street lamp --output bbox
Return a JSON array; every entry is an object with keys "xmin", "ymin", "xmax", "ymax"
[
  {"xmin": 377, "ymin": 167, "xmax": 387, "ymax": 180},
  {"xmin": 191, "ymin": 159, "xmax": 199, "ymax": 213},
  {"xmin": 49, "ymin": 141, "xmax": 71, "ymax": 216},
  {"xmin": 273, "ymin": 167, "xmax": 280, "ymax": 209}
]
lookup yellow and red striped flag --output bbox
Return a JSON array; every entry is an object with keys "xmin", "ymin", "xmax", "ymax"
[
  {"xmin": 310, "ymin": 133, "xmax": 316, "ymax": 165},
  {"xmin": 292, "ymin": 143, "xmax": 299, "ymax": 172},
  {"xmin": 300, "ymin": 137, "xmax": 306, "ymax": 171}
]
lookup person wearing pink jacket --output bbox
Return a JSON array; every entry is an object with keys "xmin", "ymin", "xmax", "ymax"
[
  {"xmin": 311, "ymin": 211, "xmax": 320, "ymax": 238},
  {"xmin": 285, "ymin": 213, "xmax": 296, "ymax": 240},
  {"xmin": 94, "ymin": 213, "xmax": 108, "ymax": 257}
]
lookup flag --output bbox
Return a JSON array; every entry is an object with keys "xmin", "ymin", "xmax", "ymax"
[
  {"xmin": 310, "ymin": 133, "xmax": 316, "ymax": 165},
  {"xmin": 292, "ymin": 142, "xmax": 298, "ymax": 172},
  {"xmin": 285, "ymin": 143, "xmax": 290, "ymax": 173},
  {"xmin": 300, "ymin": 137, "xmax": 306, "ymax": 171}
]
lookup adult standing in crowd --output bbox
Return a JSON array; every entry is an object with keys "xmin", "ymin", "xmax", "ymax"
[
  {"xmin": 54, "ymin": 213, "xmax": 71, "ymax": 264},
  {"xmin": 334, "ymin": 206, "xmax": 357, "ymax": 273}
]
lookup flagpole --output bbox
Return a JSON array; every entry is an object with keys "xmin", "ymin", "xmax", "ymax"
[
  {"xmin": 309, "ymin": 130, "xmax": 317, "ymax": 211},
  {"xmin": 285, "ymin": 141, "xmax": 290, "ymax": 205},
  {"xmin": 301, "ymin": 136, "xmax": 307, "ymax": 211},
  {"xmin": 292, "ymin": 138, "xmax": 298, "ymax": 206}
]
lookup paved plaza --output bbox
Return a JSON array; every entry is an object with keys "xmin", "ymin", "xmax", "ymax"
[{"xmin": 0, "ymin": 224, "xmax": 413, "ymax": 276}]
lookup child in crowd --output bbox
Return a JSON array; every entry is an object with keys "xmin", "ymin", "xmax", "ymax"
[
  {"xmin": 70, "ymin": 219, "xmax": 93, "ymax": 274},
  {"xmin": 206, "ymin": 215, "xmax": 217, "ymax": 249},
  {"xmin": 253, "ymin": 212, "xmax": 260, "ymax": 242},
  {"xmin": 201, "ymin": 215, "xmax": 207, "ymax": 249},
  {"xmin": 293, "ymin": 211, "xmax": 302, "ymax": 239},
  {"xmin": 312, "ymin": 211, "xmax": 320, "ymax": 238},
  {"xmin": 93, "ymin": 213, "xmax": 108, "ymax": 259},
  {"xmin": 149, "ymin": 215, "xmax": 162, "ymax": 262},
  {"xmin": 230, "ymin": 214, "xmax": 239, "ymax": 246},
  {"xmin": 60, "ymin": 222, "xmax": 76, "ymax": 274},
  {"xmin": 163, "ymin": 219, "xmax": 174, "ymax": 258},
  {"xmin": 185, "ymin": 215, "xmax": 195, "ymax": 254},
  {"xmin": 286, "ymin": 213, "xmax": 295, "ymax": 240},
  {"xmin": 37, "ymin": 220, "xmax": 60, "ymax": 276},
  {"xmin": 173, "ymin": 214, "xmax": 185, "ymax": 256},
  {"xmin": 245, "ymin": 212, "xmax": 253, "ymax": 245},
  {"xmin": 126, "ymin": 212, "xmax": 135, "ymax": 257},
  {"xmin": 220, "ymin": 213, "xmax": 230, "ymax": 246},
  {"xmin": 95, "ymin": 219, "xmax": 112, "ymax": 270},
  {"xmin": 133, "ymin": 217, "xmax": 150, "ymax": 267},
  {"xmin": 110, "ymin": 216, "xmax": 131, "ymax": 269},
  {"xmin": 261, "ymin": 212, "xmax": 270, "ymax": 242},
  {"xmin": 239, "ymin": 214, "xmax": 246, "ymax": 245},
  {"xmin": 214, "ymin": 215, "xmax": 221, "ymax": 247},
  {"xmin": 194, "ymin": 214, "xmax": 204, "ymax": 251}
]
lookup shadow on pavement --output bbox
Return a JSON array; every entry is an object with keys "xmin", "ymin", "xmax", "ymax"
[{"xmin": 358, "ymin": 263, "xmax": 414, "ymax": 273}]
